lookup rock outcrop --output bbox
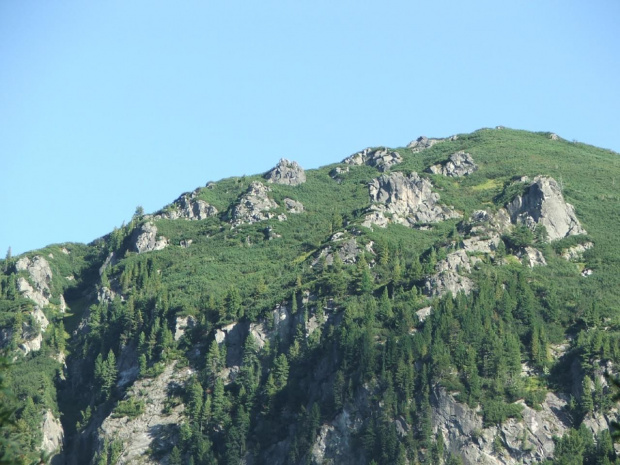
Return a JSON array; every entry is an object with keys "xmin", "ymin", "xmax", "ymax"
[
  {"xmin": 432, "ymin": 387, "xmax": 570, "ymax": 465},
  {"xmin": 265, "ymin": 158, "xmax": 306, "ymax": 185},
  {"xmin": 310, "ymin": 410, "xmax": 361, "ymax": 465},
  {"xmin": 343, "ymin": 147, "xmax": 403, "ymax": 172},
  {"xmin": 424, "ymin": 270, "xmax": 475, "ymax": 297},
  {"xmin": 329, "ymin": 166, "xmax": 349, "ymax": 180},
  {"xmin": 250, "ymin": 303, "xmax": 294, "ymax": 350},
  {"xmin": 16, "ymin": 256, "xmax": 53, "ymax": 307},
  {"xmin": 174, "ymin": 315, "xmax": 196, "ymax": 341},
  {"xmin": 156, "ymin": 190, "xmax": 218, "ymax": 220},
  {"xmin": 230, "ymin": 182, "xmax": 278, "ymax": 226},
  {"xmin": 363, "ymin": 172, "xmax": 460, "ymax": 228},
  {"xmin": 506, "ymin": 176, "xmax": 586, "ymax": 241},
  {"xmin": 284, "ymin": 198, "xmax": 304, "ymax": 213},
  {"xmin": 11, "ymin": 256, "xmax": 54, "ymax": 354},
  {"xmin": 41, "ymin": 410, "xmax": 64, "ymax": 455},
  {"xmin": 313, "ymin": 237, "xmax": 362, "ymax": 267},
  {"xmin": 427, "ymin": 151, "xmax": 478, "ymax": 177},
  {"xmin": 424, "ymin": 249, "xmax": 481, "ymax": 297},
  {"xmin": 518, "ymin": 246, "xmax": 547, "ymax": 267},
  {"xmin": 130, "ymin": 222, "xmax": 169, "ymax": 253},
  {"xmin": 408, "ymin": 136, "xmax": 443, "ymax": 152},
  {"xmin": 562, "ymin": 242, "xmax": 593, "ymax": 261},
  {"xmin": 96, "ymin": 363, "xmax": 192, "ymax": 464}
]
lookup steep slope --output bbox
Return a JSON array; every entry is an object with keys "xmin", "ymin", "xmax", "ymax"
[{"xmin": 2, "ymin": 128, "xmax": 620, "ymax": 465}]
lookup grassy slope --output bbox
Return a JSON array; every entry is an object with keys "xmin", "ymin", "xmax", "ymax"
[{"xmin": 143, "ymin": 128, "xmax": 620, "ymax": 324}]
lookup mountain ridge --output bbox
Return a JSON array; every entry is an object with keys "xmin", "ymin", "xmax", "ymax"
[{"xmin": 2, "ymin": 127, "xmax": 620, "ymax": 465}]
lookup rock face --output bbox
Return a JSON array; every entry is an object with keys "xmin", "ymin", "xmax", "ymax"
[
  {"xmin": 432, "ymin": 387, "xmax": 570, "ymax": 465},
  {"xmin": 174, "ymin": 315, "xmax": 196, "ymax": 341},
  {"xmin": 11, "ymin": 256, "xmax": 54, "ymax": 354},
  {"xmin": 407, "ymin": 135, "xmax": 444, "ymax": 152},
  {"xmin": 428, "ymin": 151, "xmax": 478, "ymax": 177},
  {"xmin": 130, "ymin": 222, "xmax": 169, "ymax": 253},
  {"xmin": 96, "ymin": 363, "xmax": 192, "ymax": 464},
  {"xmin": 17, "ymin": 276, "xmax": 50, "ymax": 310},
  {"xmin": 15, "ymin": 256, "xmax": 53, "ymax": 307},
  {"xmin": 310, "ymin": 410, "xmax": 361, "ymax": 465},
  {"xmin": 363, "ymin": 172, "xmax": 460, "ymax": 228},
  {"xmin": 156, "ymin": 191, "xmax": 218, "ymax": 220},
  {"xmin": 41, "ymin": 410, "xmax": 64, "ymax": 455},
  {"xmin": 250, "ymin": 303, "xmax": 294, "ymax": 350},
  {"xmin": 231, "ymin": 182, "xmax": 278, "ymax": 226},
  {"xmin": 506, "ymin": 176, "xmax": 586, "ymax": 241},
  {"xmin": 343, "ymin": 147, "xmax": 403, "ymax": 172},
  {"xmin": 265, "ymin": 158, "xmax": 306, "ymax": 185}
]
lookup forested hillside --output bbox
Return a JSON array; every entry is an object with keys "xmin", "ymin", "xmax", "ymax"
[{"xmin": 2, "ymin": 128, "xmax": 620, "ymax": 465}]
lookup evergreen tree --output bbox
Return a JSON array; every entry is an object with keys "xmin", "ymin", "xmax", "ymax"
[{"xmin": 356, "ymin": 256, "xmax": 373, "ymax": 295}]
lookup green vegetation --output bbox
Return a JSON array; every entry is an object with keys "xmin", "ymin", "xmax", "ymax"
[{"xmin": 1, "ymin": 128, "xmax": 620, "ymax": 464}]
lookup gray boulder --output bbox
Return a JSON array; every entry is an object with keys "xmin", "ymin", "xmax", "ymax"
[
  {"xmin": 130, "ymin": 222, "xmax": 168, "ymax": 253},
  {"xmin": 428, "ymin": 151, "xmax": 478, "ymax": 177},
  {"xmin": 343, "ymin": 147, "xmax": 403, "ymax": 172},
  {"xmin": 363, "ymin": 171, "xmax": 460, "ymax": 228},
  {"xmin": 507, "ymin": 176, "xmax": 586, "ymax": 241},
  {"xmin": 265, "ymin": 158, "xmax": 306, "ymax": 185},
  {"xmin": 231, "ymin": 182, "xmax": 279, "ymax": 226},
  {"xmin": 284, "ymin": 198, "xmax": 304, "ymax": 213}
]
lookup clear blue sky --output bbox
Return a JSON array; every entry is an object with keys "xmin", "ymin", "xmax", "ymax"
[{"xmin": 1, "ymin": 1, "xmax": 619, "ymax": 256}]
